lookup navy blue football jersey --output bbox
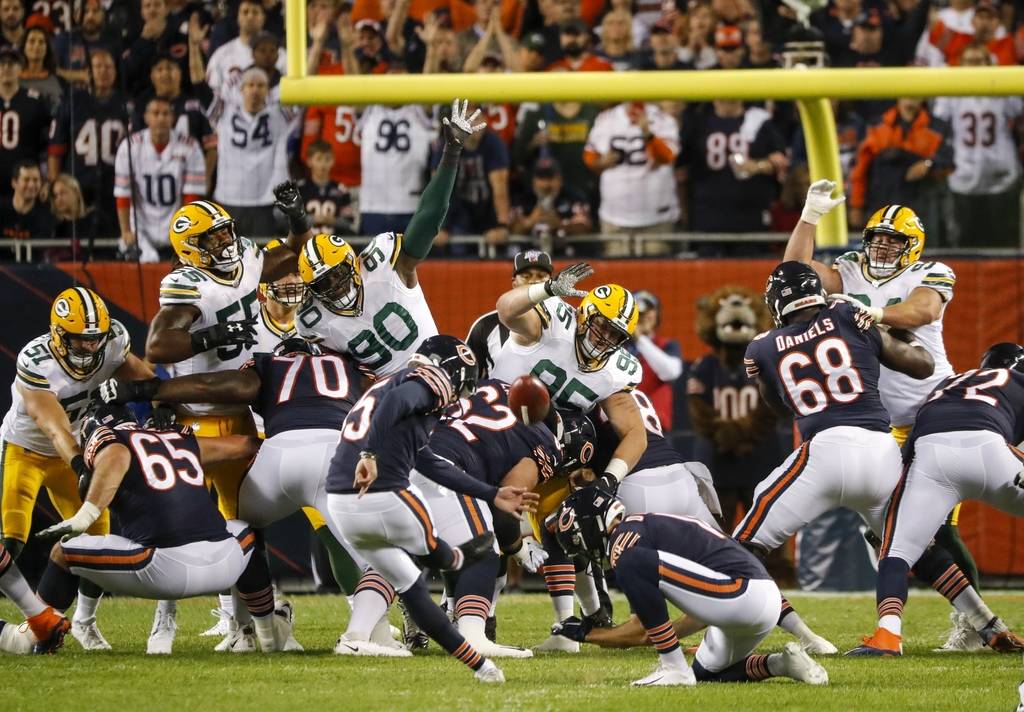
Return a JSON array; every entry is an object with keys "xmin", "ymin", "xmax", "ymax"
[
  {"xmin": 744, "ymin": 301, "xmax": 889, "ymax": 440},
  {"xmin": 326, "ymin": 365, "xmax": 454, "ymax": 494},
  {"xmin": 608, "ymin": 513, "xmax": 770, "ymax": 580},
  {"xmin": 83, "ymin": 424, "xmax": 229, "ymax": 548},
  {"xmin": 592, "ymin": 390, "xmax": 679, "ymax": 474},
  {"xmin": 249, "ymin": 352, "xmax": 364, "ymax": 438},
  {"xmin": 912, "ymin": 368, "xmax": 1024, "ymax": 445},
  {"xmin": 428, "ymin": 379, "xmax": 559, "ymax": 487}
]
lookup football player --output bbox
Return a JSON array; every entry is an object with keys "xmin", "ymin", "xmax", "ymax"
[
  {"xmin": 0, "ymin": 543, "xmax": 70, "ymax": 654},
  {"xmin": 786, "ymin": 180, "xmax": 982, "ymax": 649},
  {"xmin": 144, "ymin": 182, "xmax": 314, "ymax": 649},
  {"xmin": 294, "ymin": 99, "xmax": 486, "ymax": 376},
  {"xmin": 0, "ymin": 287, "xmax": 153, "ymax": 650},
  {"xmin": 550, "ymin": 489, "xmax": 829, "ymax": 687},
  {"xmin": 325, "ymin": 336, "xmax": 538, "ymax": 683},
  {"xmin": 491, "ymin": 264, "xmax": 648, "ymax": 648},
  {"xmin": 746, "ymin": 262, "xmax": 1019, "ymax": 655},
  {"xmin": 31, "ymin": 405, "xmax": 298, "ymax": 654},
  {"xmin": 850, "ymin": 343, "xmax": 1024, "ymax": 656}
]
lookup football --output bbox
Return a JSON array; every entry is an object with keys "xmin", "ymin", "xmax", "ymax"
[{"xmin": 509, "ymin": 375, "xmax": 551, "ymax": 425}]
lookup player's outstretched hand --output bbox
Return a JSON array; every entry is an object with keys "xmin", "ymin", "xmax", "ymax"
[
  {"xmin": 354, "ymin": 456, "xmax": 377, "ymax": 497},
  {"xmin": 551, "ymin": 616, "xmax": 592, "ymax": 643},
  {"xmin": 800, "ymin": 179, "xmax": 846, "ymax": 226},
  {"xmin": 99, "ymin": 377, "xmax": 161, "ymax": 405},
  {"xmin": 512, "ymin": 536, "xmax": 548, "ymax": 572},
  {"xmin": 273, "ymin": 180, "xmax": 305, "ymax": 219},
  {"xmin": 35, "ymin": 503, "xmax": 102, "ymax": 542},
  {"xmin": 442, "ymin": 98, "xmax": 487, "ymax": 149},
  {"xmin": 826, "ymin": 293, "xmax": 883, "ymax": 330},
  {"xmin": 493, "ymin": 486, "xmax": 540, "ymax": 519},
  {"xmin": 544, "ymin": 262, "xmax": 593, "ymax": 299},
  {"xmin": 190, "ymin": 317, "xmax": 258, "ymax": 354}
]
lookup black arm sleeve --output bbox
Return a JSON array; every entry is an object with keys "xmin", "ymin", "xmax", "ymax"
[{"xmin": 414, "ymin": 447, "xmax": 499, "ymax": 502}]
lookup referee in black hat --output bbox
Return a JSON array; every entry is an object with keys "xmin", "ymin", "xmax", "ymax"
[{"xmin": 466, "ymin": 250, "xmax": 553, "ymax": 377}]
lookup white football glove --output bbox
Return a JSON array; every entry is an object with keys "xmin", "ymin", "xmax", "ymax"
[
  {"xmin": 827, "ymin": 293, "xmax": 884, "ymax": 329},
  {"xmin": 545, "ymin": 262, "xmax": 593, "ymax": 299},
  {"xmin": 442, "ymin": 98, "xmax": 487, "ymax": 148},
  {"xmin": 35, "ymin": 502, "xmax": 101, "ymax": 542},
  {"xmin": 800, "ymin": 179, "xmax": 846, "ymax": 225},
  {"xmin": 512, "ymin": 537, "xmax": 549, "ymax": 573}
]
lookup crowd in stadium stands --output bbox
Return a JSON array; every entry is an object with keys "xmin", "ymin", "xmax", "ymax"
[{"xmin": 0, "ymin": 0, "xmax": 1022, "ymax": 261}]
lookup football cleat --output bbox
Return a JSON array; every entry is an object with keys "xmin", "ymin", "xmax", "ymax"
[
  {"xmin": 467, "ymin": 637, "xmax": 533, "ymax": 659},
  {"xmin": 801, "ymin": 632, "xmax": 840, "ymax": 655},
  {"xmin": 369, "ymin": 615, "xmax": 406, "ymax": 650},
  {"xmin": 534, "ymin": 634, "xmax": 580, "ymax": 653},
  {"xmin": 201, "ymin": 608, "xmax": 232, "ymax": 637},
  {"xmin": 71, "ymin": 618, "xmax": 111, "ymax": 651},
  {"xmin": 631, "ymin": 662, "xmax": 696, "ymax": 687},
  {"xmin": 485, "ymin": 615, "xmax": 497, "ymax": 643},
  {"xmin": 275, "ymin": 601, "xmax": 303, "ymax": 652},
  {"xmin": 146, "ymin": 607, "xmax": 177, "ymax": 655},
  {"xmin": 781, "ymin": 642, "xmax": 830, "ymax": 684},
  {"xmin": 26, "ymin": 607, "xmax": 71, "ymax": 655},
  {"xmin": 333, "ymin": 634, "xmax": 412, "ymax": 657},
  {"xmin": 0, "ymin": 620, "xmax": 35, "ymax": 654},
  {"xmin": 846, "ymin": 627, "xmax": 902, "ymax": 657},
  {"xmin": 215, "ymin": 619, "xmax": 257, "ymax": 653},
  {"xmin": 398, "ymin": 599, "xmax": 429, "ymax": 651},
  {"xmin": 979, "ymin": 619, "xmax": 1024, "ymax": 653},
  {"xmin": 474, "ymin": 659, "xmax": 506, "ymax": 684},
  {"xmin": 934, "ymin": 612, "xmax": 986, "ymax": 653}
]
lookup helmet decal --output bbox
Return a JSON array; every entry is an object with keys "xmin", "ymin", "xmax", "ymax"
[
  {"xmin": 557, "ymin": 508, "xmax": 576, "ymax": 533},
  {"xmin": 456, "ymin": 343, "xmax": 477, "ymax": 366},
  {"xmin": 579, "ymin": 441, "xmax": 594, "ymax": 465},
  {"xmin": 594, "ymin": 285, "xmax": 612, "ymax": 299},
  {"xmin": 172, "ymin": 215, "xmax": 193, "ymax": 234},
  {"xmin": 53, "ymin": 297, "xmax": 71, "ymax": 318}
]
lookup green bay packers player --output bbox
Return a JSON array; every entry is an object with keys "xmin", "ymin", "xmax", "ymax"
[
  {"xmin": 295, "ymin": 99, "xmax": 486, "ymax": 376},
  {"xmin": 144, "ymin": 185, "xmax": 313, "ymax": 653},
  {"xmin": 491, "ymin": 265, "xmax": 648, "ymax": 650},
  {"xmin": 0, "ymin": 288, "xmax": 153, "ymax": 650},
  {"xmin": 786, "ymin": 180, "xmax": 981, "ymax": 650}
]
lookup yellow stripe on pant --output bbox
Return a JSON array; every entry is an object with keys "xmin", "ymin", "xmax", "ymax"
[
  {"xmin": 1, "ymin": 440, "xmax": 109, "ymax": 542},
  {"xmin": 180, "ymin": 411, "xmax": 258, "ymax": 520},
  {"xmin": 891, "ymin": 424, "xmax": 960, "ymax": 526}
]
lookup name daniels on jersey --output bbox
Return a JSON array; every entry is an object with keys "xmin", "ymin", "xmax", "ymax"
[{"xmin": 774, "ymin": 318, "xmax": 836, "ymax": 352}]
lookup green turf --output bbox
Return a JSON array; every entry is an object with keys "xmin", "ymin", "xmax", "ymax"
[{"xmin": 1, "ymin": 591, "xmax": 1022, "ymax": 711}]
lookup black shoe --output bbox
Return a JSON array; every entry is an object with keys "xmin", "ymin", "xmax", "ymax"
[
  {"xmin": 397, "ymin": 599, "xmax": 429, "ymax": 651},
  {"xmin": 485, "ymin": 615, "xmax": 497, "ymax": 643},
  {"xmin": 582, "ymin": 606, "xmax": 613, "ymax": 630},
  {"xmin": 456, "ymin": 533, "xmax": 495, "ymax": 568}
]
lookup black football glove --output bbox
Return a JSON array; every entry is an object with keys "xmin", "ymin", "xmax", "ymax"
[
  {"xmin": 190, "ymin": 317, "xmax": 258, "ymax": 354},
  {"xmin": 145, "ymin": 404, "xmax": 178, "ymax": 430},
  {"xmin": 71, "ymin": 454, "xmax": 92, "ymax": 500},
  {"xmin": 99, "ymin": 377, "xmax": 161, "ymax": 405},
  {"xmin": 273, "ymin": 180, "xmax": 312, "ymax": 234},
  {"xmin": 551, "ymin": 616, "xmax": 592, "ymax": 643},
  {"xmin": 593, "ymin": 472, "xmax": 620, "ymax": 497}
]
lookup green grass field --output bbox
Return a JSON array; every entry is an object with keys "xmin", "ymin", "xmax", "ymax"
[{"xmin": 1, "ymin": 591, "xmax": 1022, "ymax": 711}]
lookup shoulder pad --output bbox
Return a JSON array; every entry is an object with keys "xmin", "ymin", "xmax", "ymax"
[
  {"xmin": 26, "ymin": 88, "xmax": 40, "ymax": 99},
  {"xmin": 360, "ymin": 232, "xmax": 401, "ymax": 272},
  {"xmin": 835, "ymin": 251, "xmax": 862, "ymax": 266},
  {"xmin": 159, "ymin": 268, "xmax": 205, "ymax": 305},
  {"xmin": 751, "ymin": 331, "xmax": 772, "ymax": 341},
  {"xmin": 15, "ymin": 337, "xmax": 54, "ymax": 389},
  {"xmin": 608, "ymin": 348, "xmax": 642, "ymax": 389},
  {"xmin": 109, "ymin": 319, "xmax": 131, "ymax": 354},
  {"xmin": 83, "ymin": 424, "xmax": 119, "ymax": 469},
  {"xmin": 407, "ymin": 364, "xmax": 455, "ymax": 407}
]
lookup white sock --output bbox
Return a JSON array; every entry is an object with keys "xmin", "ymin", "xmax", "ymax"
[
  {"xmin": 777, "ymin": 609, "xmax": 814, "ymax": 640},
  {"xmin": 951, "ymin": 589, "xmax": 995, "ymax": 631},
  {"xmin": 346, "ymin": 590, "xmax": 389, "ymax": 640},
  {"xmin": 879, "ymin": 614, "xmax": 902, "ymax": 637},
  {"xmin": 490, "ymin": 574, "xmax": 506, "ymax": 616},
  {"xmin": 551, "ymin": 595, "xmax": 573, "ymax": 623},
  {"xmin": 157, "ymin": 599, "xmax": 177, "ymax": 617},
  {"xmin": 575, "ymin": 570, "xmax": 600, "ymax": 617},
  {"xmin": 659, "ymin": 647, "xmax": 688, "ymax": 671},
  {"xmin": 73, "ymin": 592, "xmax": 101, "ymax": 624},
  {"xmin": 219, "ymin": 593, "xmax": 235, "ymax": 618},
  {"xmin": 0, "ymin": 561, "xmax": 45, "ymax": 618},
  {"xmin": 231, "ymin": 589, "xmax": 252, "ymax": 625},
  {"xmin": 458, "ymin": 615, "xmax": 487, "ymax": 642}
]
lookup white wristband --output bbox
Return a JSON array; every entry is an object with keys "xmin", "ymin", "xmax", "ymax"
[
  {"xmin": 867, "ymin": 305, "xmax": 885, "ymax": 323},
  {"xmin": 800, "ymin": 207, "xmax": 823, "ymax": 225},
  {"xmin": 604, "ymin": 457, "xmax": 630, "ymax": 483},
  {"xmin": 527, "ymin": 283, "xmax": 549, "ymax": 304},
  {"xmin": 71, "ymin": 501, "xmax": 102, "ymax": 531}
]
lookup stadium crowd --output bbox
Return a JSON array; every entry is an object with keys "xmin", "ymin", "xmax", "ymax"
[{"xmin": 0, "ymin": 0, "xmax": 1021, "ymax": 262}]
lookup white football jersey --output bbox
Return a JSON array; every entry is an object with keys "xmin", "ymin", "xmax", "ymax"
[
  {"xmin": 585, "ymin": 103, "xmax": 679, "ymax": 228},
  {"xmin": 295, "ymin": 232, "xmax": 437, "ymax": 377},
  {"xmin": 1, "ymin": 321, "xmax": 131, "ymax": 456},
  {"xmin": 213, "ymin": 100, "xmax": 299, "ymax": 206},
  {"xmin": 834, "ymin": 252, "xmax": 956, "ymax": 426},
  {"xmin": 357, "ymin": 105, "xmax": 435, "ymax": 215},
  {"xmin": 158, "ymin": 237, "xmax": 265, "ymax": 416},
  {"xmin": 491, "ymin": 296, "xmax": 643, "ymax": 413},
  {"xmin": 114, "ymin": 128, "xmax": 206, "ymax": 263},
  {"xmin": 931, "ymin": 96, "xmax": 1024, "ymax": 195},
  {"xmin": 248, "ymin": 304, "xmax": 296, "ymax": 434}
]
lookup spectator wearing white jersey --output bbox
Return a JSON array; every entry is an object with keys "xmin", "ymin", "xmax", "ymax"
[
  {"xmin": 205, "ymin": 0, "xmax": 286, "ymax": 100},
  {"xmin": 211, "ymin": 67, "xmax": 298, "ymax": 237},
  {"xmin": 583, "ymin": 101, "xmax": 679, "ymax": 256},
  {"xmin": 114, "ymin": 97, "xmax": 205, "ymax": 263},
  {"xmin": 932, "ymin": 42, "xmax": 1023, "ymax": 247}
]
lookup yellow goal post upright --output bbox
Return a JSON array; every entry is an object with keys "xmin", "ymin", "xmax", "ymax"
[{"xmin": 282, "ymin": 0, "xmax": 1024, "ymax": 248}]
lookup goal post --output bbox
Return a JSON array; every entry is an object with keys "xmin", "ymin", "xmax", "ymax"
[{"xmin": 281, "ymin": 4, "xmax": 1024, "ymax": 247}]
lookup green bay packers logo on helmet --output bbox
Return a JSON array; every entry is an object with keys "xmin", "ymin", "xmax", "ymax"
[
  {"xmin": 862, "ymin": 204, "xmax": 925, "ymax": 278},
  {"xmin": 298, "ymin": 233, "xmax": 363, "ymax": 317},
  {"xmin": 50, "ymin": 287, "xmax": 111, "ymax": 379},
  {"xmin": 168, "ymin": 200, "xmax": 241, "ymax": 273},
  {"xmin": 575, "ymin": 284, "xmax": 638, "ymax": 372}
]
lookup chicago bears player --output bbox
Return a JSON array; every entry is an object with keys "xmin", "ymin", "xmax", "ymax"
[
  {"xmin": 550, "ymin": 489, "xmax": 829, "ymax": 687},
  {"xmin": 31, "ymin": 405, "xmax": 299, "ymax": 654},
  {"xmin": 0, "ymin": 543, "xmax": 69, "ymax": 654},
  {"xmin": 786, "ymin": 181, "xmax": 981, "ymax": 648},
  {"xmin": 851, "ymin": 343, "xmax": 1024, "ymax": 656},
  {"xmin": 295, "ymin": 99, "xmax": 486, "ymax": 376},
  {"xmin": 145, "ymin": 183, "xmax": 314, "ymax": 646},
  {"xmin": 325, "ymin": 336, "xmax": 538, "ymax": 683},
  {"xmin": 0, "ymin": 287, "xmax": 153, "ymax": 651}
]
